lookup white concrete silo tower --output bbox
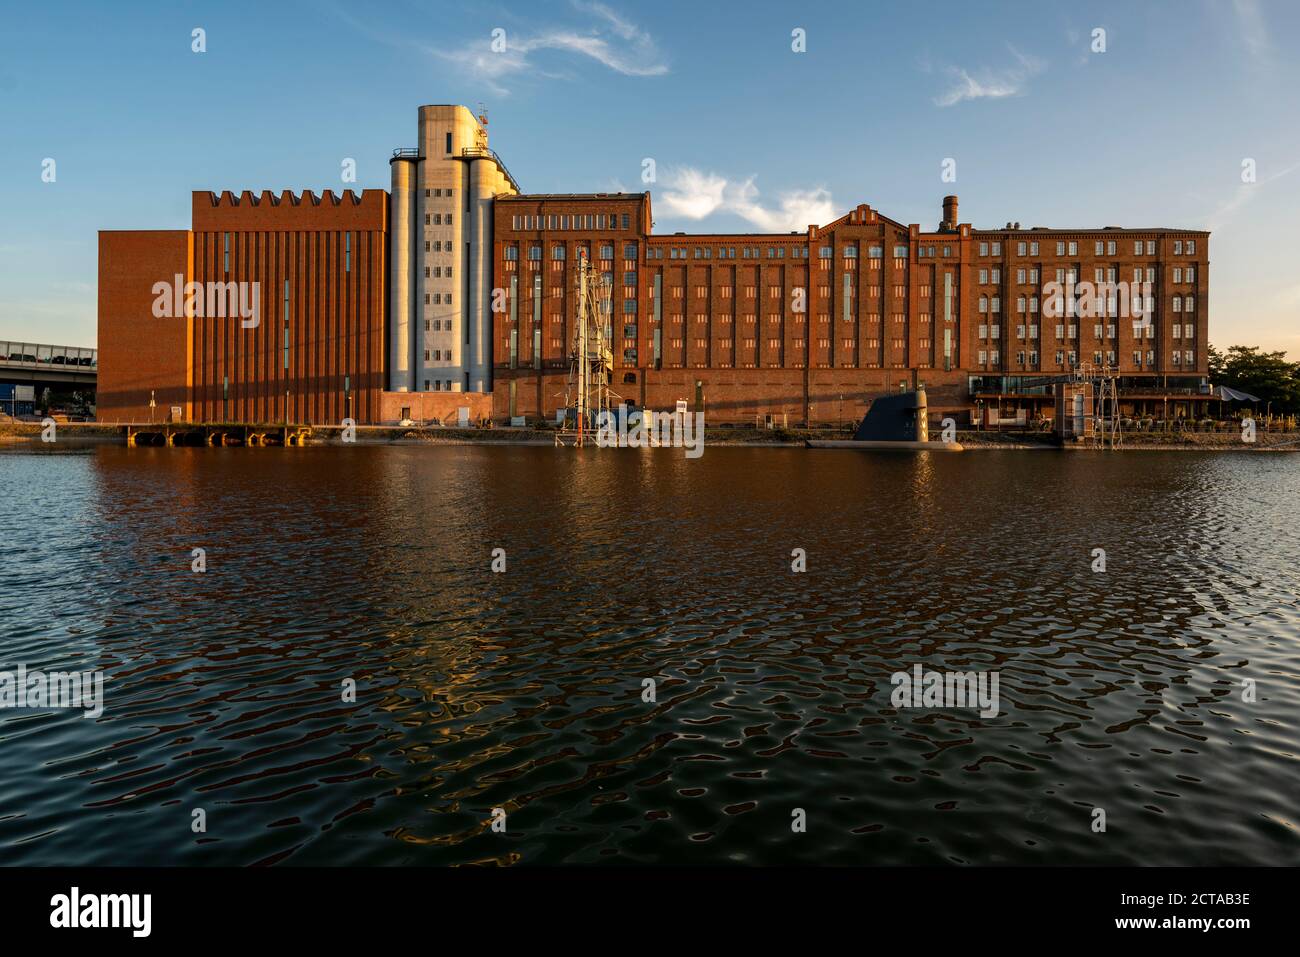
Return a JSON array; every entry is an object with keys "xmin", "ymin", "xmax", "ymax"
[{"xmin": 388, "ymin": 105, "xmax": 518, "ymax": 395}]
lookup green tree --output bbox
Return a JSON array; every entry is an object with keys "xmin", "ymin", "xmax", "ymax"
[
  {"xmin": 1211, "ymin": 345, "xmax": 1300, "ymax": 413},
  {"xmin": 1207, "ymin": 344, "xmax": 1226, "ymax": 381}
]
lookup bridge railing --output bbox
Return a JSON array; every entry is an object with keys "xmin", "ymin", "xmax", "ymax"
[{"xmin": 0, "ymin": 341, "xmax": 97, "ymax": 369}]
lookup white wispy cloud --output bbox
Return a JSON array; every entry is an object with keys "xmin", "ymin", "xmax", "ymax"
[
  {"xmin": 933, "ymin": 46, "xmax": 1044, "ymax": 107},
  {"xmin": 1207, "ymin": 158, "xmax": 1300, "ymax": 231},
  {"xmin": 437, "ymin": 1, "xmax": 668, "ymax": 96},
  {"xmin": 1232, "ymin": 0, "xmax": 1271, "ymax": 61},
  {"xmin": 658, "ymin": 167, "xmax": 835, "ymax": 232}
]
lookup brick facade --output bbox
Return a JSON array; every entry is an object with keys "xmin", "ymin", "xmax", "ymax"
[
  {"xmin": 97, "ymin": 230, "xmax": 191, "ymax": 423},
  {"xmin": 99, "ymin": 190, "xmax": 388, "ymax": 425},
  {"xmin": 97, "ymin": 120, "xmax": 1211, "ymax": 429},
  {"xmin": 492, "ymin": 194, "xmax": 1210, "ymax": 425}
]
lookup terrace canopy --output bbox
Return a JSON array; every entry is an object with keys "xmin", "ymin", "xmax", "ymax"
[{"xmin": 1212, "ymin": 385, "xmax": 1261, "ymax": 403}]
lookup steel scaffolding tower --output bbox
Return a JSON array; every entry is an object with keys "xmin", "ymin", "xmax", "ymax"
[
  {"xmin": 556, "ymin": 254, "xmax": 616, "ymax": 447},
  {"xmin": 1078, "ymin": 361, "xmax": 1123, "ymax": 449}
]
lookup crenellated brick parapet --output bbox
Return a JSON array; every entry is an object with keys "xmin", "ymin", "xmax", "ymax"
[{"xmin": 192, "ymin": 189, "xmax": 388, "ymax": 231}]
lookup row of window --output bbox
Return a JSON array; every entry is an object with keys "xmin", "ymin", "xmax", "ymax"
[
  {"xmin": 663, "ymin": 246, "xmax": 810, "ymax": 260},
  {"xmin": 503, "ymin": 243, "xmax": 639, "ymax": 261},
  {"xmin": 509, "ymin": 213, "xmax": 633, "ymax": 231},
  {"xmin": 977, "ymin": 236, "xmax": 1196, "ymax": 256},
  {"xmin": 979, "ymin": 265, "xmax": 1195, "ymax": 285},
  {"xmin": 979, "ymin": 238, "xmax": 1198, "ymax": 257},
  {"xmin": 505, "ymin": 243, "xmax": 638, "ymax": 261},
  {"xmin": 652, "ymin": 338, "xmax": 909, "ymax": 350},
  {"xmin": 979, "ymin": 294, "xmax": 1194, "ymax": 312},
  {"xmin": 977, "ymin": 349, "xmax": 1197, "ymax": 366},
  {"xmin": 977, "ymin": 322, "xmax": 1193, "ymax": 340}
]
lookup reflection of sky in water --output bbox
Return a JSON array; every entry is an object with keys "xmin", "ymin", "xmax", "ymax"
[{"xmin": 0, "ymin": 445, "xmax": 1296, "ymax": 865}]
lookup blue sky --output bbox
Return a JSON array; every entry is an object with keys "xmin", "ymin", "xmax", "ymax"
[{"xmin": 3, "ymin": 0, "xmax": 1299, "ymax": 355}]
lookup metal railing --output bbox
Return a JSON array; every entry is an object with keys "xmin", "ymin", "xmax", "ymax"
[
  {"xmin": 388, "ymin": 146, "xmax": 522, "ymax": 192},
  {"xmin": 0, "ymin": 341, "xmax": 98, "ymax": 369},
  {"xmin": 460, "ymin": 147, "xmax": 520, "ymax": 193}
]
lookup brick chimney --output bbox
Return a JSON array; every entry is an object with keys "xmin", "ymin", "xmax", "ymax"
[{"xmin": 942, "ymin": 195, "xmax": 958, "ymax": 231}]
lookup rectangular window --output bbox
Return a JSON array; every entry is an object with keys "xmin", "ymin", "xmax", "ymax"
[{"xmin": 445, "ymin": 132, "xmax": 452, "ymax": 154}]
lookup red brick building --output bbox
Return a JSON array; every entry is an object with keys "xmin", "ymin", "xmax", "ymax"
[
  {"xmin": 492, "ymin": 193, "xmax": 1210, "ymax": 426},
  {"xmin": 97, "ymin": 105, "xmax": 1212, "ymax": 428},
  {"xmin": 98, "ymin": 189, "xmax": 389, "ymax": 424},
  {"xmin": 98, "ymin": 230, "xmax": 194, "ymax": 422}
]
